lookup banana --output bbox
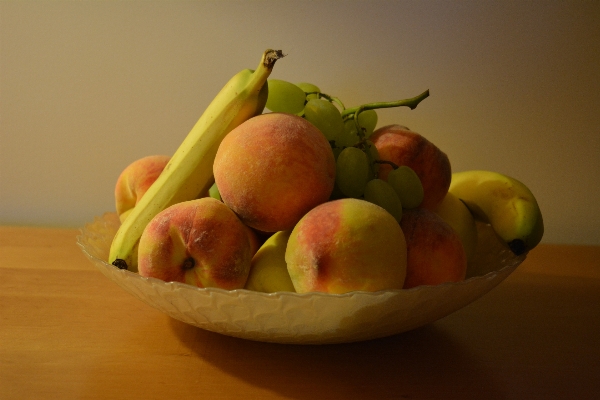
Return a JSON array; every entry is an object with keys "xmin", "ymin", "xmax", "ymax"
[
  {"xmin": 449, "ymin": 170, "xmax": 544, "ymax": 256},
  {"xmin": 109, "ymin": 49, "xmax": 284, "ymax": 271}
]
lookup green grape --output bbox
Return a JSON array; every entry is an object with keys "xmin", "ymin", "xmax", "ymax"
[
  {"xmin": 335, "ymin": 147, "xmax": 370, "ymax": 198},
  {"xmin": 357, "ymin": 110, "xmax": 378, "ymax": 138},
  {"xmin": 387, "ymin": 166, "xmax": 424, "ymax": 209},
  {"xmin": 338, "ymin": 110, "xmax": 378, "ymax": 147},
  {"xmin": 337, "ymin": 118, "xmax": 361, "ymax": 148},
  {"xmin": 265, "ymin": 79, "xmax": 306, "ymax": 114},
  {"xmin": 364, "ymin": 141, "xmax": 380, "ymax": 180},
  {"xmin": 296, "ymin": 82, "xmax": 321, "ymax": 101},
  {"xmin": 363, "ymin": 179, "xmax": 403, "ymax": 223},
  {"xmin": 208, "ymin": 182, "xmax": 222, "ymax": 201},
  {"xmin": 304, "ymin": 99, "xmax": 344, "ymax": 143}
]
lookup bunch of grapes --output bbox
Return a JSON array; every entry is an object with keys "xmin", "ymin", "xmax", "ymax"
[{"xmin": 264, "ymin": 79, "xmax": 429, "ymax": 223}]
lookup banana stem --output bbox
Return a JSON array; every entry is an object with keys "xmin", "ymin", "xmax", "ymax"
[
  {"xmin": 263, "ymin": 49, "xmax": 285, "ymax": 69},
  {"xmin": 248, "ymin": 50, "xmax": 285, "ymax": 89},
  {"xmin": 341, "ymin": 89, "xmax": 430, "ymax": 119}
]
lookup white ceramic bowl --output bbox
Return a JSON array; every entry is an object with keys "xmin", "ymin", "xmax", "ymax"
[{"xmin": 77, "ymin": 212, "xmax": 525, "ymax": 344}]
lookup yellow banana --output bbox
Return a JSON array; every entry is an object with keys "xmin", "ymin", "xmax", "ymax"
[
  {"xmin": 109, "ymin": 49, "xmax": 284, "ymax": 271},
  {"xmin": 449, "ymin": 170, "xmax": 544, "ymax": 256}
]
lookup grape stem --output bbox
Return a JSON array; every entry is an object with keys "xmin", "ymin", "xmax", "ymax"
[
  {"xmin": 375, "ymin": 160, "xmax": 400, "ymax": 169},
  {"xmin": 306, "ymin": 92, "xmax": 346, "ymax": 110},
  {"xmin": 341, "ymin": 89, "xmax": 429, "ymax": 142},
  {"xmin": 340, "ymin": 89, "xmax": 430, "ymax": 119}
]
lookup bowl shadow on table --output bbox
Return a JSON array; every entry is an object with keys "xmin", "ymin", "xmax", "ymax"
[{"xmin": 169, "ymin": 317, "xmax": 505, "ymax": 400}]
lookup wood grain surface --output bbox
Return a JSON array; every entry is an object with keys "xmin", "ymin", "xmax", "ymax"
[{"xmin": 1, "ymin": 226, "xmax": 599, "ymax": 399}]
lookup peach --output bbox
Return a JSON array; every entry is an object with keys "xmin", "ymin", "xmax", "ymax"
[
  {"xmin": 115, "ymin": 155, "xmax": 170, "ymax": 222},
  {"xmin": 213, "ymin": 113, "xmax": 336, "ymax": 232},
  {"xmin": 137, "ymin": 197, "xmax": 257, "ymax": 290},
  {"xmin": 245, "ymin": 230, "xmax": 296, "ymax": 293},
  {"xmin": 285, "ymin": 198, "xmax": 407, "ymax": 294},
  {"xmin": 245, "ymin": 225, "xmax": 262, "ymax": 258},
  {"xmin": 400, "ymin": 208, "xmax": 467, "ymax": 289},
  {"xmin": 370, "ymin": 125, "xmax": 451, "ymax": 210}
]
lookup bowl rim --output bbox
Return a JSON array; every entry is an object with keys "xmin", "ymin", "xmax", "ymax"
[{"xmin": 76, "ymin": 211, "xmax": 527, "ymax": 300}]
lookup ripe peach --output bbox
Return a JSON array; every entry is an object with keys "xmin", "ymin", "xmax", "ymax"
[
  {"xmin": 137, "ymin": 197, "xmax": 257, "ymax": 290},
  {"xmin": 285, "ymin": 198, "xmax": 407, "ymax": 294},
  {"xmin": 370, "ymin": 125, "xmax": 451, "ymax": 210},
  {"xmin": 115, "ymin": 155, "xmax": 170, "ymax": 222},
  {"xmin": 400, "ymin": 208, "xmax": 467, "ymax": 289},
  {"xmin": 213, "ymin": 113, "xmax": 336, "ymax": 232},
  {"xmin": 245, "ymin": 225, "xmax": 262, "ymax": 258}
]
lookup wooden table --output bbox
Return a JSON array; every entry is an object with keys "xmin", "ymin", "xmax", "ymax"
[{"xmin": 1, "ymin": 226, "xmax": 599, "ymax": 399}]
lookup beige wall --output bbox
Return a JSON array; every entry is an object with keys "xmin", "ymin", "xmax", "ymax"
[{"xmin": 1, "ymin": 1, "xmax": 599, "ymax": 245}]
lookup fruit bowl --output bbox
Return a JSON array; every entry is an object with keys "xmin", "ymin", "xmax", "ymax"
[{"xmin": 77, "ymin": 212, "xmax": 526, "ymax": 345}]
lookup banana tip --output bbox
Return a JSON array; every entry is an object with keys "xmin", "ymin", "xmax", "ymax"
[
  {"xmin": 508, "ymin": 239, "xmax": 528, "ymax": 256},
  {"xmin": 112, "ymin": 259, "xmax": 129, "ymax": 270}
]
